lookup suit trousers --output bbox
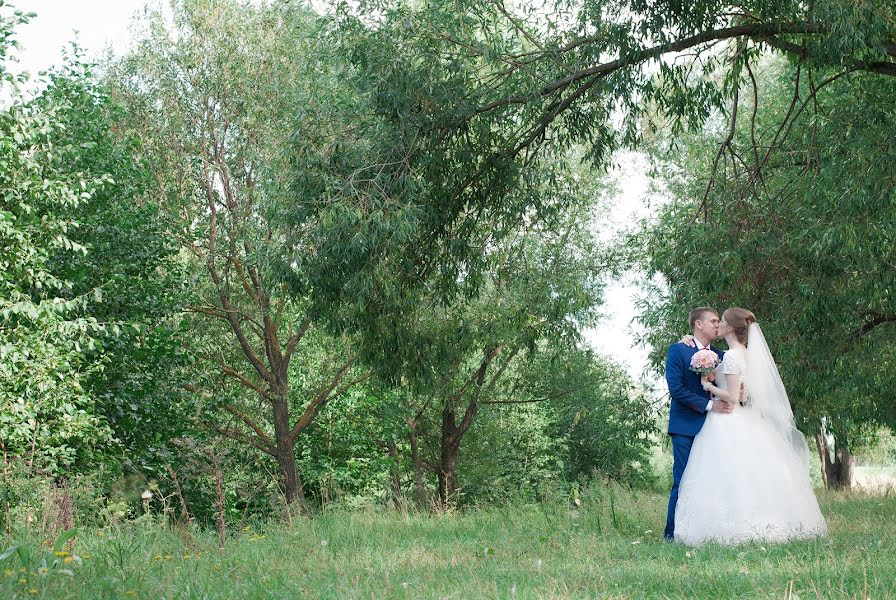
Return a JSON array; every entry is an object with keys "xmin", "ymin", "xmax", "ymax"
[{"xmin": 664, "ymin": 433, "xmax": 695, "ymax": 539}]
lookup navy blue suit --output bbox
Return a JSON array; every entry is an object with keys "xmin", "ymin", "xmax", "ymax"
[{"xmin": 664, "ymin": 342, "xmax": 724, "ymax": 539}]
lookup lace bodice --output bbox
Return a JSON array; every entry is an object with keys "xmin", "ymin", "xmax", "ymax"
[{"xmin": 714, "ymin": 348, "xmax": 745, "ymax": 393}]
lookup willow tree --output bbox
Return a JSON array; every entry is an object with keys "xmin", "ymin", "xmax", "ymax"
[
  {"xmin": 330, "ymin": 0, "xmax": 894, "ymax": 491},
  {"xmin": 634, "ymin": 65, "xmax": 896, "ymax": 489},
  {"xmin": 332, "ymin": 0, "xmax": 895, "ymax": 269},
  {"xmin": 390, "ymin": 190, "xmax": 610, "ymax": 506},
  {"xmin": 107, "ymin": 0, "xmax": 371, "ymax": 505}
]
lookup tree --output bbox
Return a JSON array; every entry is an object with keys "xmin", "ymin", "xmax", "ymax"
[
  {"xmin": 30, "ymin": 54, "xmax": 194, "ymax": 477},
  {"xmin": 459, "ymin": 347, "xmax": 656, "ymax": 502},
  {"xmin": 107, "ymin": 0, "xmax": 371, "ymax": 506},
  {"xmin": 394, "ymin": 195, "xmax": 609, "ymax": 506},
  {"xmin": 634, "ymin": 61, "xmax": 896, "ymax": 488},
  {"xmin": 331, "ymin": 0, "xmax": 895, "ymax": 292},
  {"xmin": 0, "ymin": 10, "xmax": 112, "ymax": 478}
]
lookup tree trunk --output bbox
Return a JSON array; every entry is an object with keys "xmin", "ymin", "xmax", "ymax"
[
  {"xmin": 437, "ymin": 407, "xmax": 460, "ymax": 508},
  {"xmin": 408, "ymin": 418, "xmax": 427, "ymax": 508},
  {"xmin": 383, "ymin": 441, "xmax": 404, "ymax": 509},
  {"xmin": 815, "ymin": 430, "xmax": 855, "ymax": 490},
  {"xmin": 210, "ymin": 452, "xmax": 226, "ymax": 550},
  {"xmin": 272, "ymin": 394, "xmax": 304, "ymax": 506},
  {"xmin": 437, "ymin": 446, "xmax": 459, "ymax": 508},
  {"xmin": 437, "ymin": 394, "xmax": 480, "ymax": 508},
  {"xmin": 275, "ymin": 443, "xmax": 304, "ymax": 504}
]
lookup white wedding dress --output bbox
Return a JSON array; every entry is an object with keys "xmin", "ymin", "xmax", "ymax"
[{"xmin": 674, "ymin": 341, "xmax": 827, "ymax": 546}]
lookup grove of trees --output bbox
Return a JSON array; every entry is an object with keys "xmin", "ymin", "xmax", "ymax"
[{"xmin": 1, "ymin": 0, "xmax": 894, "ymax": 532}]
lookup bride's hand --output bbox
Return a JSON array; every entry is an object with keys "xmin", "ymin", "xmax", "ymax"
[
  {"xmin": 701, "ymin": 377, "xmax": 712, "ymax": 391},
  {"xmin": 680, "ymin": 334, "xmax": 696, "ymax": 347}
]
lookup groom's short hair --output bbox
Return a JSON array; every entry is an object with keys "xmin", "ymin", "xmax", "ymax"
[{"xmin": 689, "ymin": 307, "xmax": 719, "ymax": 328}]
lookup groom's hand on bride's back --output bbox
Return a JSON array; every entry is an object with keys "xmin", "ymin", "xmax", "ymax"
[{"xmin": 711, "ymin": 401, "xmax": 734, "ymax": 414}]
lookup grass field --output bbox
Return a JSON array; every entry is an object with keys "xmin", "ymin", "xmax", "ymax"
[{"xmin": 1, "ymin": 485, "xmax": 894, "ymax": 599}]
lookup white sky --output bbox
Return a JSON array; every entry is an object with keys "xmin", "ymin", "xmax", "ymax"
[
  {"xmin": 9, "ymin": 0, "xmax": 661, "ymax": 385},
  {"xmin": 10, "ymin": 1, "xmax": 147, "ymax": 72}
]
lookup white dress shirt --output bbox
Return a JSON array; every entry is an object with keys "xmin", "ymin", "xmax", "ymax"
[{"xmin": 694, "ymin": 338, "xmax": 714, "ymax": 413}]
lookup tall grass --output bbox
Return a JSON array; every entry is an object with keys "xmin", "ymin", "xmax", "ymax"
[{"xmin": 1, "ymin": 485, "xmax": 893, "ymax": 598}]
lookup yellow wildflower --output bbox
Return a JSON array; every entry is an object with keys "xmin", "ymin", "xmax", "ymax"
[
  {"xmin": 63, "ymin": 556, "xmax": 74, "ymax": 564},
  {"xmin": 3, "ymin": 569, "xmax": 13, "ymax": 577},
  {"xmin": 54, "ymin": 551, "xmax": 69, "ymax": 558}
]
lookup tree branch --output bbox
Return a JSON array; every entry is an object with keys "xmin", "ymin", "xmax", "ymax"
[
  {"xmin": 283, "ymin": 317, "xmax": 313, "ymax": 364},
  {"xmin": 286, "ymin": 355, "xmax": 360, "ymax": 443},
  {"xmin": 184, "ymin": 304, "xmax": 264, "ymax": 338},
  {"xmin": 476, "ymin": 22, "xmax": 829, "ymax": 118},
  {"xmin": 222, "ymin": 403, "xmax": 275, "ymax": 452},
  {"xmin": 219, "ymin": 363, "xmax": 273, "ymax": 401},
  {"xmin": 211, "ymin": 424, "xmax": 276, "ymax": 456},
  {"xmin": 853, "ymin": 313, "xmax": 896, "ymax": 339}
]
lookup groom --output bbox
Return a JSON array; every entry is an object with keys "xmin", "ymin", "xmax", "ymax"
[{"xmin": 663, "ymin": 307, "xmax": 732, "ymax": 541}]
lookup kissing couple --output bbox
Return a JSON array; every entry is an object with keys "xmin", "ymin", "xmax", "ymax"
[{"xmin": 664, "ymin": 306, "xmax": 827, "ymax": 546}]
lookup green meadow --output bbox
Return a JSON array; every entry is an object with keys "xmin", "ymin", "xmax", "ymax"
[{"xmin": 3, "ymin": 486, "xmax": 894, "ymax": 599}]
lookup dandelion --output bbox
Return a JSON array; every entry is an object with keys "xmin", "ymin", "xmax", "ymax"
[
  {"xmin": 153, "ymin": 555, "xmax": 163, "ymax": 561},
  {"xmin": 164, "ymin": 554, "xmax": 173, "ymax": 561},
  {"xmin": 54, "ymin": 551, "xmax": 69, "ymax": 558},
  {"xmin": 63, "ymin": 556, "xmax": 74, "ymax": 564},
  {"xmin": 29, "ymin": 588, "xmax": 38, "ymax": 595},
  {"xmin": 3, "ymin": 569, "xmax": 13, "ymax": 577},
  {"xmin": 19, "ymin": 578, "xmax": 28, "ymax": 584},
  {"xmin": 37, "ymin": 567, "xmax": 49, "ymax": 576}
]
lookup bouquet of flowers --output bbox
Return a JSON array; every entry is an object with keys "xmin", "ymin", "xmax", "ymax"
[{"xmin": 689, "ymin": 349, "xmax": 719, "ymax": 375}]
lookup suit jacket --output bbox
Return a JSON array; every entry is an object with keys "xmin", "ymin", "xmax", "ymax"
[{"xmin": 666, "ymin": 342, "xmax": 725, "ymax": 437}]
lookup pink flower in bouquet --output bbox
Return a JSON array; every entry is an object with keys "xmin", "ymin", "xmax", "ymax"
[{"xmin": 689, "ymin": 349, "xmax": 719, "ymax": 375}]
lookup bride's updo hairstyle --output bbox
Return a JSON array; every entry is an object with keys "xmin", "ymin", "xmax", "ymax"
[{"xmin": 723, "ymin": 307, "xmax": 757, "ymax": 346}]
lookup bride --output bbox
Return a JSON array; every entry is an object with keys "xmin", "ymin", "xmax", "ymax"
[{"xmin": 675, "ymin": 307, "xmax": 827, "ymax": 546}]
